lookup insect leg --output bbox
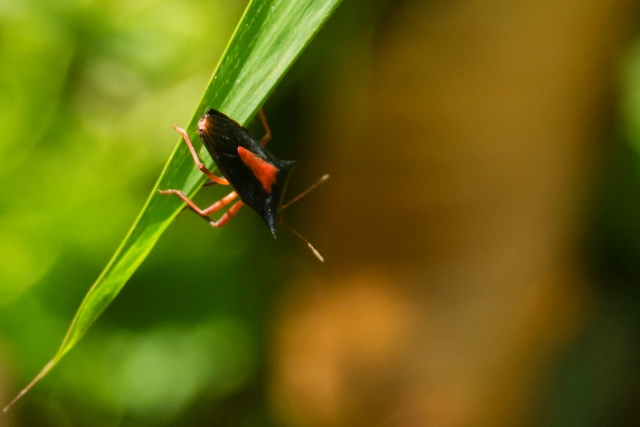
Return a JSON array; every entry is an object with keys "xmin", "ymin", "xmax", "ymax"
[
  {"xmin": 159, "ymin": 189, "xmax": 238, "ymax": 222},
  {"xmin": 173, "ymin": 125, "xmax": 229, "ymax": 185},
  {"xmin": 208, "ymin": 201, "xmax": 244, "ymax": 228},
  {"xmin": 258, "ymin": 109, "xmax": 271, "ymax": 146},
  {"xmin": 201, "ymin": 191, "xmax": 238, "ymax": 215}
]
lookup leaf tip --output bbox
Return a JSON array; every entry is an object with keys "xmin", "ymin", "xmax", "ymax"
[{"xmin": 3, "ymin": 359, "xmax": 57, "ymax": 412}]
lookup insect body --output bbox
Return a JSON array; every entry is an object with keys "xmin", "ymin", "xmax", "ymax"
[
  {"xmin": 198, "ymin": 108, "xmax": 296, "ymax": 237},
  {"xmin": 160, "ymin": 108, "xmax": 326, "ymax": 260}
]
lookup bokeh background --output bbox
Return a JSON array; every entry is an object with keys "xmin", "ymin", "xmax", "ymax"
[{"xmin": 1, "ymin": 0, "xmax": 640, "ymax": 425}]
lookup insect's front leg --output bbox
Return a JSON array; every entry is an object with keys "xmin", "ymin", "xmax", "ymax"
[{"xmin": 173, "ymin": 125, "xmax": 229, "ymax": 185}]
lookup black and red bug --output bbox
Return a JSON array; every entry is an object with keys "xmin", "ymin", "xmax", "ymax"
[{"xmin": 159, "ymin": 108, "xmax": 327, "ymax": 261}]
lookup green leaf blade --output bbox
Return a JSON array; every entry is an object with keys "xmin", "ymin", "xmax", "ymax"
[{"xmin": 5, "ymin": 0, "xmax": 342, "ymax": 411}]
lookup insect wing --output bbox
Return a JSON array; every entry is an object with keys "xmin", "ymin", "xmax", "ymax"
[{"xmin": 198, "ymin": 109, "xmax": 296, "ymax": 236}]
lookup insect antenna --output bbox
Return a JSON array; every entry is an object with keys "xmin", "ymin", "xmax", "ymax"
[
  {"xmin": 278, "ymin": 218, "xmax": 324, "ymax": 262},
  {"xmin": 281, "ymin": 174, "xmax": 329, "ymax": 210},
  {"xmin": 277, "ymin": 174, "xmax": 329, "ymax": 262}
]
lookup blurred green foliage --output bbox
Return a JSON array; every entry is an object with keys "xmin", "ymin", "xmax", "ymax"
[
  {"xmin": 0, "ymin": 0, "xmax": 243, "ymax": 310},
  {"xmin": 0, "ymin": 0, "xmax": 301, "ymax": 424}
]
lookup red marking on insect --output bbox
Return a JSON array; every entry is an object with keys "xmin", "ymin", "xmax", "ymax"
[{"xmin": 237, "ymin": 146, "xmax": 278, "ymax": 193}]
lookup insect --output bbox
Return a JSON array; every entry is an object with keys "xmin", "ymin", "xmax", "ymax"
[{"xmin": 159, "ymin": 108, "xmax": 327, "ymax": 261}]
